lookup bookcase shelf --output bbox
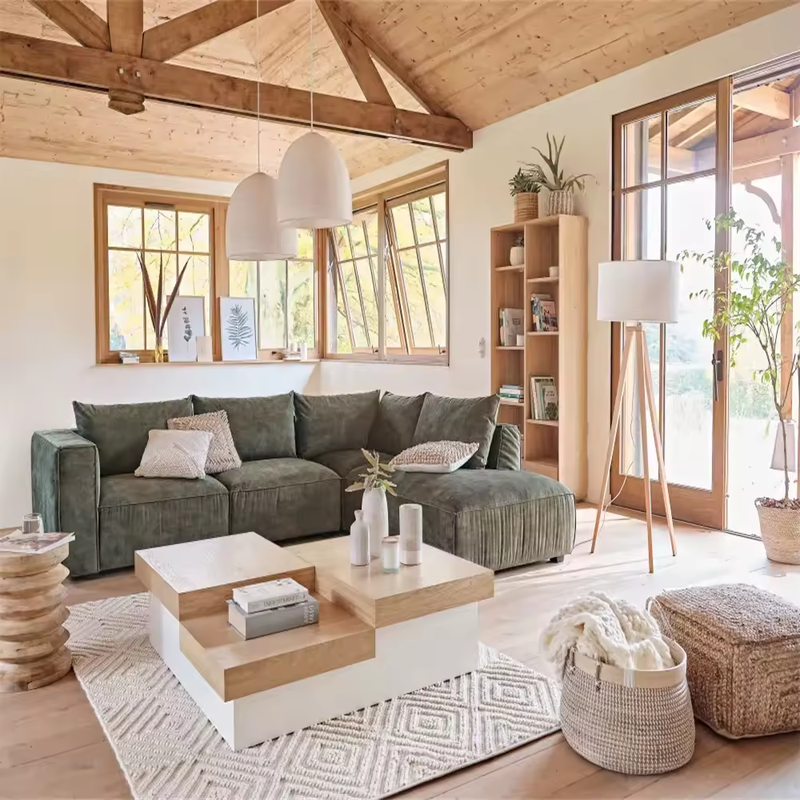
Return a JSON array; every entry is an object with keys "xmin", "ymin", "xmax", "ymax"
[{"xmin": 490, "ymin": 214, "xmax": 588, "ymax": 500}]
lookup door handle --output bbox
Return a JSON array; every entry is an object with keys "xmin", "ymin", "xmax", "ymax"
[{"xmin": 711, "ymin": 350, "xmax": 723, "ymax": 402}]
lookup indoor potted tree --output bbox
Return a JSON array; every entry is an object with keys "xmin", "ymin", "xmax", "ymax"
[
  {"xmin": 508, "ymin": 167, "xmax": 542, "ymax": 222},
  {"xmin": 526, "ymin": 134, "xmax": 591, "ymax": 216},
  {"xmin": 683, "ymin": 212, "xmax": 800, "ymax": 563}
]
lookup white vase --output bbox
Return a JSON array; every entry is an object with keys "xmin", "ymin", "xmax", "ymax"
[
  {"xmin": 362, "ymin": 487, "xmax": 388, "ymax": 558},
  {"xmin": 349, "ymin": 509, "xmax": 370, "ymax": 566},
  {"xmin": 399, "ymin": 503, "xmax": 423, "ymax": 565},
  {"xmin": 509, "ymin": 245, "xmax": 524, "ymax": 266}
]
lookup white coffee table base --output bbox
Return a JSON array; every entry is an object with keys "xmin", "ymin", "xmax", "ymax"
[{"xmin": 148, "ymin": 595, "xmax": 480, "ymax": 750}]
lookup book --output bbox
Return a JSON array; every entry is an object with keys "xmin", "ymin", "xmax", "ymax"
[
  {"xmin": 0, "ymin": 530, "xmax": 74, "ymax": 554},
  {"xmin": 531, "ymin": 294, "xmax": 558, "ymax": 332},
  {"xmin": 530, "ymin": 376, "xmax": 556, "ymax": 420},
  {"xmin": 499, "ymin": 308, "xmax": 524, "ymax": 346},
  {"xmin": 232, "ymin": 577, "xmax": 309, "ymax": 614},
  {"xmin": 227, "ymin": 597, "xmax": 319, "ymax": 640},
  {"xmin": 543, "ymin": 384, "xmax": 559, "ymax": 420}
]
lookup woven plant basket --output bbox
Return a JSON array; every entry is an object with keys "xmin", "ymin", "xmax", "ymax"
[
  {"xmin": 547, "ymin": 189, "xmax": 575, "ymax": 216},
  {"xmin": 756, "ymin": 502, "xmax": 800, "ymax": 564},
  {"xmin": 514, "ymin": 192, "xmax": 539, "ymax": 222},
  {"xmin": 560, "ymin": 638, "xmax": 695, "ymax": 775}
]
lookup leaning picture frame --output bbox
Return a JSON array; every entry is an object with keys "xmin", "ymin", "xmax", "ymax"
[
  {"xmin": 220, "ymin": 296, "xmax": 257, "ymax": 361},
  {"xmin": 166, "ymin": 296, "xmax": 205, "ymax": 362}
]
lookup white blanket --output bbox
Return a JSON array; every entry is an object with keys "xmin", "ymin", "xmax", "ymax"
[{"xmin": 540, "ymin": 591, "xmax": 675, "ymax": 675}]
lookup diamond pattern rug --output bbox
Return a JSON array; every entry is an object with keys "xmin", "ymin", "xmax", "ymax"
[{"xmin": 67, "ymin": 593, "xmax": 560, "ymax": 800}]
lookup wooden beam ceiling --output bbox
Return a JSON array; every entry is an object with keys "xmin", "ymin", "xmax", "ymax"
[
  {"xmin": 734, "ymin": 85, "xmax": 791, "ymax": 120},
  {"xmin": 0, "ymin": 31, "xmax": 472, "ymax": 149},
  {"xmin": 28, "ymin": 0, "xmax": 109, "ymax": 50}
]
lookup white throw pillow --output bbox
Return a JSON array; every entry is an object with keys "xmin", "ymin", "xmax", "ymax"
[
  {"xmin": 390, "ymin": 441, "xmax": 480, "ymax": 473},
  {"xmin": 168, "ymin": 410, "xmax": 242, "ymax": 474},
  {"xmin": 134, "ymin": 429, "xmax": 213, "ymax": 479}
]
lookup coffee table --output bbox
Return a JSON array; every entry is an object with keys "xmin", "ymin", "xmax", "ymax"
[{"xmin": 135, "ymin": 532, "xmax": 493, "ymax": 750}]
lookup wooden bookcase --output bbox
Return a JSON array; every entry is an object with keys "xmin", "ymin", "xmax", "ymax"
[{"xmin": 490, "ymin": 215, "xmax": 588, "ymax": 499}]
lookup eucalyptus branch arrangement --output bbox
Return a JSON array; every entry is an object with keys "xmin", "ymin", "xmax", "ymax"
[
  {"xmin": 680, "ymin": 211, "xmax": 800, "ymax": 506},
  {"xmin": 525, "ymin": 133, "xmax": 592, "ymax": 192},
  {"xmin": 508, "ymin": 167, "xmax": 543, "ymax": 196},
  {"xmin": 345, "ymin": 449, "xmax": 397, "ymax": 495}
]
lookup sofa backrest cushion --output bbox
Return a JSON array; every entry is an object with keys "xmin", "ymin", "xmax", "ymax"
[
  {"xmin": 192, "ymin": 394, "xmax": 296, "ymax": 461},
  {"xmin": 295, "ymin": 391, "xmax": 380, "ymax": 459},
  {"xmin": 368, "ymin": 391, "xmax": 427, "ymax": 455},
  {"xmin": 412, "ymin": 394, "xmax": 501, "ymax": 469},
  {"xmin": 73, "ymin": 396, "xmax": 193, "ymax": 476}
]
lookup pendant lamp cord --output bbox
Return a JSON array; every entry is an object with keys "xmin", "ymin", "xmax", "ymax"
[
  {"xmin": 256, "ymin": 0, "xmax": 261, "ymax": 171},
  {"xmin": 309, "ymin": 0, "xmax": 314, "ymax": 131}
]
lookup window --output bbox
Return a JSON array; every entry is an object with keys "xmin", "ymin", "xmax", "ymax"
[{"xmin": 326, "ymin": 165, "xmax": 449, "ymax": 362}]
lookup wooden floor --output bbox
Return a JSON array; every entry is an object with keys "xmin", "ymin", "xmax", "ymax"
[{"xmin": 2, "ymin": 505, "xmax": 800, "ymax": 799}]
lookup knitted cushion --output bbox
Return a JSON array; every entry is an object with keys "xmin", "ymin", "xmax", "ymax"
[
  {"xmin": 168, "ymin": 410, "xmax": 241, "ymax": 474},
  {"xmin": 391, "ymin": 441, "xmax": 480, "ymax": 473}
]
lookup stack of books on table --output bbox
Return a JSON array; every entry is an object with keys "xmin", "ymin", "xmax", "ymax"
[
  {"xmin": 499, "ymin": 384, "xmax": 524, "ymax": 404},
  {"xmin": 227, "ymin": 577, "xmax": 319, "ymax": 640}
]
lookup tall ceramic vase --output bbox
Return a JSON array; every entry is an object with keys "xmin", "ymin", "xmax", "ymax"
[{"xmin": 362, "ymin": 487, "xmax": 388, "ymax": 559}]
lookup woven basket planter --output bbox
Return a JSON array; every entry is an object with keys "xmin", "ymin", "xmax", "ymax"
[
  {"xmin": 756, "ymin": 502, "xmax": 800, "ymax": 564},
  {"xmin": 560, "ymin": 639, "xmax": 694, "ymax": 775},
  {"xmin": 513, "ymin": 192, "xmax": 539, "ymax": 222},
  {"xmin": 547, "ymin": 189, "xmax": 575, "ymax": 216}
]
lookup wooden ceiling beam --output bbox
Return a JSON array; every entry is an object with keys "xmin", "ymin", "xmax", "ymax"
[
  {"xmin": 0, "ymin": 31, "xmax": 472, "ymax": 150},
  {"xmin": 315, "ymin": 0, "xmax": 394, "ymax": 107},
  {"xmin": 671, "ymin": 111, "xmax": 716, "ymax": 148},
  {"xmin": 107, "ymin": 0, "xmax": 142, "ymax": 56},
  {"xmin": 141, "ymin": 0, "xmax": 295, "ymax": 63},
  {"xmin": 27, "ymin": 0, "xmax": 110, "ymax": 50},
  {"xmin": 733, "ymin": 86, "xmax": 790, "ymax": 120}
]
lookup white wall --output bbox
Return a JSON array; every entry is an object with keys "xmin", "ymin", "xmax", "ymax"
[
  {"xmin": 321, "ymin": 4, "xmax": 800, "ymax": 503},
  {"xmin": 0, "ymin": 159, "xmax": 319, "ymax": 527}
]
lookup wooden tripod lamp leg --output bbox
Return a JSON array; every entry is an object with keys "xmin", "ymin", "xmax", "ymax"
[
  {"xmin": 635, "ymin": 329, "xmax": 655, "ymax": 574},
  {"xmin": 591, "ymin": 328, "xmax": 635, "ymax": 553}
]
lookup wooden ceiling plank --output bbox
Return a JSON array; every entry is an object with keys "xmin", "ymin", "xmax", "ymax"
[
  {"xmin": 734, "ymin": 86, "xmax": 791, "ymax": 120},
  {"xmin": 0, "ymin": 31, "xmax": 472, "ymax": 149},
  {"xmin": 141, "ymin": 0, "xmax": 295, "ymax": 63},
  {"xmin": 317, "ymin": 0, "xmax": 448, "ymax": 117},
  {"xmin": 28, "ymin": 0, "xmax": 110, "ymax": 50},
  {"xmin": 315, "ymin": 0, "xmax": 393, "ymax": 107},
  {"xmin": 107, "ymin": 0, "xmax": 142, "ymax": 56}
]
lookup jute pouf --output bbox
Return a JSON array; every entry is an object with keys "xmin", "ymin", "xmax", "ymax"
[{"xmin": 649, "ymin": 584, "xmax": 800, "ymax": 739}]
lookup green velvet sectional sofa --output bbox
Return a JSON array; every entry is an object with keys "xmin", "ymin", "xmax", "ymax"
[{"xmin": 31, "ymin": 390, "xmax": 576, "ymax": 578}]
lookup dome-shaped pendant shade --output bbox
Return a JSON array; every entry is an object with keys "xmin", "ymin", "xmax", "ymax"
[
  {"xmin": 227, "ymin": 172, "xmax": 298, "ymax": 260},
  {"xmin": 278, "ymin": 132, "xmax": 353, "ymax": 228}
]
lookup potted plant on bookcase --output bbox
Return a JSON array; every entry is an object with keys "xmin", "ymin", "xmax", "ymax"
[
  {"xmin": 526, "ymin": 134, "xmax": 591, "ymax": 216},
  {"xmin": 508, "ymin": 167, "xmax": 543, "ymax": 223},
  {"xmin": 682, "ymin": 212, "xmax": 800, "ymax": 563}
]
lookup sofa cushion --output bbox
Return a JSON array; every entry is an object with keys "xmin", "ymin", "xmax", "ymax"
[
  {"xmin": 412, "ymin": 394, "xmax": 501, "ymax": 469},
  {"xmin": 215, "ymin": 459, "xmax": 341, "ymax": 541},
  {"xmin": 486, "ymin": 424, "xmax": 522, "ymax": 470},
  {"xmin": 294, "ymin": 391, "xmax": 380, "ymax": 459},
  {"xmin": 98, "ymin": 473, "xmax": 228, "ymax": 570},
  {"xmin": 74, "ymin": 397, "xmax": 193, "ymax": 477},
  {"xmin": 192, "ymin": 394, "xmax": 295, "ymax": 461},
  {"xmin": 368, "ymin": 392, "xmax": 427, "ymax": 455}
]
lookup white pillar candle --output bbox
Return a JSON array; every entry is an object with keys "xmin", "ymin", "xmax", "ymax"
[
  {"xmin": 381, "ymin": 536, "xmax": 400, "ymax": 572},
  {"xmin": 196, "ymin": 335, "xmax": 213, "ymax": 362},
  {"xmin": 399, "ymin": 503, "xmax": 423, "ymax": 565}
]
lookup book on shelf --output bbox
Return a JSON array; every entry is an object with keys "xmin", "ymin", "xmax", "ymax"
[
  {"xmin": 499, "ymin": 383, "xmax": 524, "ymax": 402},
  {"xmin": 0, "ymin": 530, "xmax": 74, "ymax": 554},
  {"xmin": 531, "ymin": 294, "xmax": 558, "ymax": 332},
  {"xmin": 232, "ymin": 577, "xmax": 309, "ymax": 614},
  {"xmin": 530, "ymin": 376, "xmax": 558, "ymax": 420},
  {"xmin": 227, "ymin": 596, "xmax": 319, "ymax": 640},
  {"xmin": 499, "ymin": 308, "xmax": 524, "ymax": 346}
]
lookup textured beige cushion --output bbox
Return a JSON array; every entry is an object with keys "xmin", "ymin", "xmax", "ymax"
[
  {"xmin": 168, "ymin": 410, "xmax": 241, "ymax": 474},
  {"xmin": 390, "ymin": 441, "xmax": 480, "ymax": 473},
  {"xmin": 134, "ymin": 430, "xmax": 213, "ymax": 479}
]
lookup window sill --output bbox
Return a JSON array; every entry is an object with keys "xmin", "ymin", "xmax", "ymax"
[{"xmin": 95, "ymin": 359, "xmax": 321, "ymax": 367}]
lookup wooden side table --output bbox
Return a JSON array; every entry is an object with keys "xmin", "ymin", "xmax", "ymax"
[{"xmin": 0, "ymin": 536, "xmax": 72, "ymax": 692}]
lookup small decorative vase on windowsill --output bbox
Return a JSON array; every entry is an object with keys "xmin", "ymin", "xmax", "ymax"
[
  {"xmin": 523, "ymin": 133, "xmax": 592, "ymax": 217},
  {"xmin": 345, "ymin": 449, "xmax": 397, "ymax": 560},
  {"xmin": 153, "ymin": 337, "xmax": 165, "ymax": 363}
]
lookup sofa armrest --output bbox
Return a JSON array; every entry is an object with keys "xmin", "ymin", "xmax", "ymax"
[
  {"xmin": 31, "ymin": 430, "xmax": 100, "ymax": 577},
  {"xmin": 486, "ymin": 424, "xmax": 521, "ymax": 470}
]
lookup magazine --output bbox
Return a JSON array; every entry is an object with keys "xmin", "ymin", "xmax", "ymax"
[{"xmin": 0, "ymin": 530, "xmax": 75, "ymax": 554}]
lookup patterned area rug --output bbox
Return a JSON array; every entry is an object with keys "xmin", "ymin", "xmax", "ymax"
[{"xmin": 66, "ymin": 594, "xmax": 560, "ymax": 800}]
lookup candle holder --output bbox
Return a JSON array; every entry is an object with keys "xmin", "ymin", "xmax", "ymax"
[{"xmin": 381, "ymin": 536, "xmax": 400, "ymax": 573}]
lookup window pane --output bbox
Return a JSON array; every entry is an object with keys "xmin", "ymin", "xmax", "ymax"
[
  {"xmin": 356, "ymin": 258, "xmax": 378, "ymax": 347},
  {"xmin": 365, "ymin": 212, "xmax": 378, "ymax": 256},
  {"xmin": 391, "ymin": 204, "xmax": 415, "ymax": 248},
  {"xmin": 108, "ymin": 249, "xmax": 144, "ymax": 350},
  {"xmin": 667, "ymin": 97, "xmax": 715, "ymax": 178},
  {"xmin": 178, "ymin": 212, "xmax": 209, "ymax": 253},
  {"xmin": 144, "ymin": 208, "xmax": 176, "ymax": 251},
  {"xmin": 384, "ymin": 265, "xmax": 402, "ymax": 349},
  {"xmin": 229, "ymin": 261, "xmax": 257, "ymax": 298},
  {"xmin": 349, "ymin": 220, "xmax": 369, "ymax": 258},
  {"xmin": 432, "ymin": 192, "xmax": 446, "ymax": 239},
  {"xmin": 342, "ymin": 262, "xmax": 369, "ymax": 349},
  {"xmin": 288, "ymin": 259, "xmax": 315, "ymax": 348},
  {"xmin": 296, "ymin": 229, "xmax": 314, "ymax": 260},
  {"xmin": 411, "ymin": 197, "xmax": 437, "ymax": 244},
  {"xmin": 622, "ymin": 115, "xmax": 661, "ymax": 186},
  {"xmin": 108, "ymin": 206, "xmax": 142, "ymax": 249},
  {"xmin": 258, "ymin": 261, "xmax": 286, "ymax": 349},
  {"xmin": 419, "ymin": 244, "xmax": 446, "ymax": 348},
  {"xmin": 333, "ymin": 226, "xmax": 352, "ymax": 261},
  {"xmin": 143, "ymin": 252, "xmax": 176, "ymax": 347},
  {"xmin": 622, "ymin": 187, "xmax": 662, "ymax": 260},
  {"xmin": 179, "ymin": 254, "xmax": 211, "ymax": 334},
  {"xmin": 399, "ymin": 252, "xmax": 431, "ymax": 348}
]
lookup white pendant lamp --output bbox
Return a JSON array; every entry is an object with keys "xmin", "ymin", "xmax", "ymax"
[
  {"xmin": 226, "ymin": 0, "xmax": 297, "ymax": 260},
  {"xmin": 278, "ymin": 0, "xmax": 352, "ymax": 228}
]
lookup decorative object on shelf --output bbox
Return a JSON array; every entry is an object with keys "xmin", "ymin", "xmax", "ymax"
[
  {"xmin": 681, "ymin": 213, "xmax": 800, "ymax": 564},
  {"xmin": 196, "ymin": 336, "xmax": 213, "ymax": 363},
  {"xmin": 549, "ymin": 266, "xmax": 560, "ymax": 278},
  {"xmin": 299, "ymin": 342, "xmax": 309, "ymax": 361},
  {"xmin": 21, "ymin": 513, "xmax": 43, "ymax": 534},
  {"xmin": 592, "ymin": 259, "xmax": 680, "ymax": 573},
  {"xmin": 278, "ymin": 0, "xmax": 352, "ymax": 228},
  {"xmin": 220, "ymin": 297, "xmax": 257, "ymax": 361},
  {"xmin": 119, "ymin": 351, "xmax": 140, "ymax": 364},
  {"xmin": 509, "ymin": 234, "xmax": 525, "ymax": 265},
  {"xmin": 135, "ymin": 251, "xmax": 190, "ymax": 362},
  {"xmin": 381, "ymin": 535, "xmax": 401, "ymax": 573},
  {"xmin": 499, "ymin": 307, "xmax": 524, "ymax": 346},
  {"xmin": 525, "ymin": 134, "xmax": 592, "ymax": 217},
  {"xmin": 508, "ymin": 168, "xmax": 542, "ymax": 222},
  {"xmin": 226, "ymin": 0, "xmax": 297, "ymax": 261},
  {"xmin": 516, "ymin": 334, "xmax": 525, "ymax": 347},
  {"xmin": 166, "ymin": 296, "xmax": 205, "ymax": 363},
  {"xmin": 399, "ymin": 504, "xmax": 423, "ymax": 565},
  {"xmin": 349, "ymin": 510, "xmax": 370, "ymax": 566},
  {"xmin": 345, "ymin": 449, "xmax": 396, "ymax": 557}
]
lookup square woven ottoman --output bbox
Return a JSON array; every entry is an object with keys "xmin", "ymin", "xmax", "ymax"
[{"xmin": 648, "ymin": 584, "xmax": 800, "ymax": 739}]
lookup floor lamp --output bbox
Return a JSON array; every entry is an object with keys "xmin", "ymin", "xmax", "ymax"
[{"xmin": 591, "ymin": 259, "xmax": 680, "ymax": 573}]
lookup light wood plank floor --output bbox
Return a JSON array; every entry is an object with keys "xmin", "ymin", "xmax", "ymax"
[{"xmin": 2, "ymin": 506, "xmax": 800, "ymax": 799}]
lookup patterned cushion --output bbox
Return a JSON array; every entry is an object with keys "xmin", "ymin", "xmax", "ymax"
[
  {"xmin": 168, "ymin": 411, "xmax": 241, "ymax": 474},
  {"xmin": 390, "ymin": 441, "xmax": 480, "ymax": 473},
  {"xmin": 134, "ymin": 430, "xmax": 213, "ymax": 480}
]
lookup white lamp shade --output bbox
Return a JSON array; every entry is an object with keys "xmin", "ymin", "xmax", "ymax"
[
  {"xmin": 771, "ymin": 420, "xmax": 797, "ymax": 473},
  {"xmin": 597, "ymin": 260, "xmax": 681, "ymax": 323},
  {"xmin": 278, "ymin": 132, "xmax": 353, "ymax": 228},
  {"xmin": 226, "ymin": 171, "xmax": 297, "ymax": 260}
]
